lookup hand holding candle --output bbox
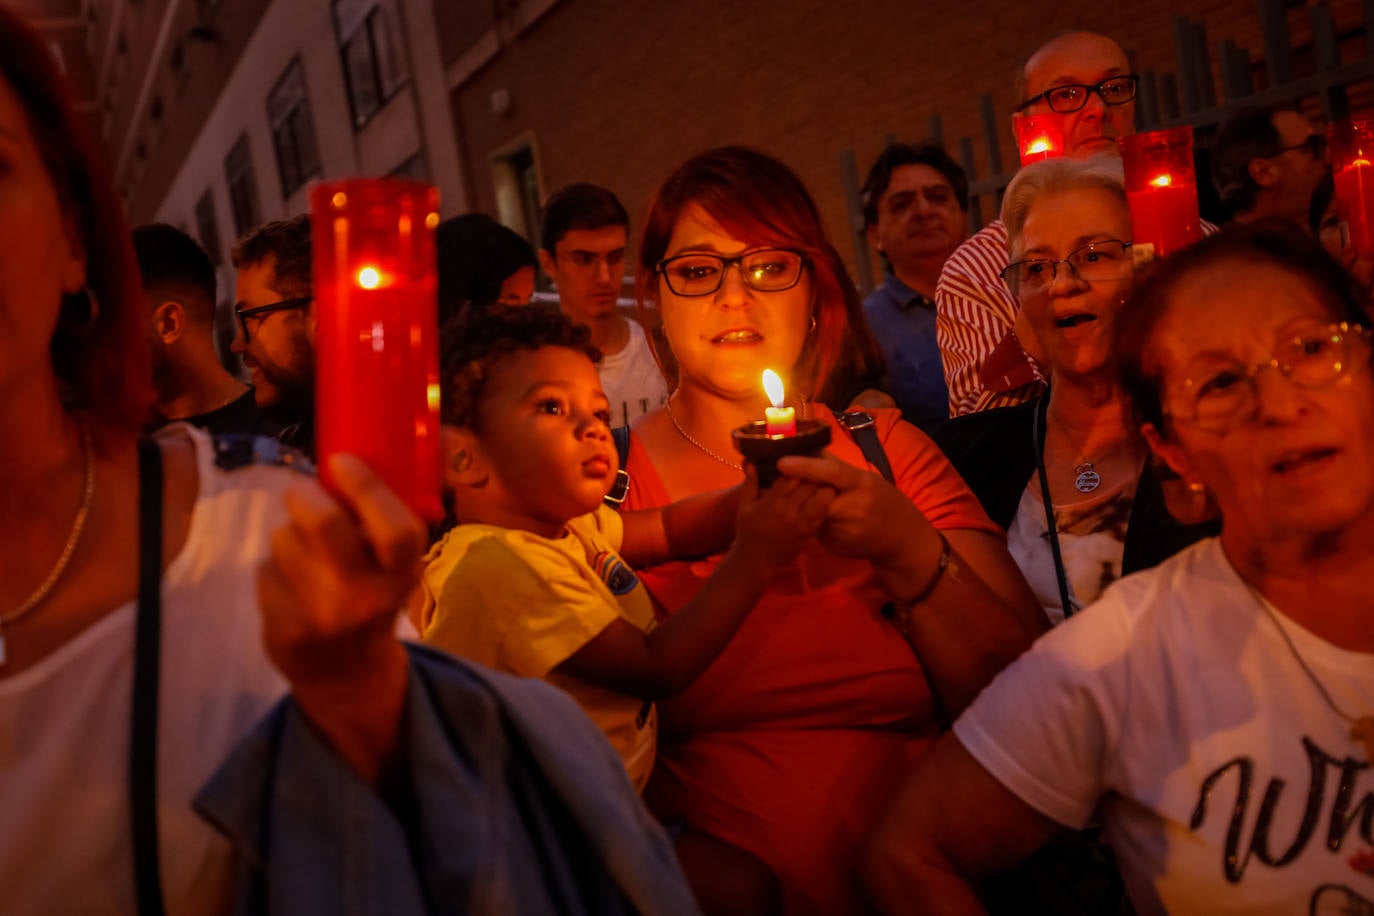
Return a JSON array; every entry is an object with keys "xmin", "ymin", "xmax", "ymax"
[{"xmin": 762, "ymin": 369, "xmax": 796, "ymax": 437}]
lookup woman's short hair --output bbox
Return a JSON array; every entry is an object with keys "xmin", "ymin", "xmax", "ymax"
[
  {"xmin": 1001, "ymin": 156, "xmax": 1128, "ymax": 255},
  {"xmin": 2, "ymin": 5, "xmax": 150, "ymax": 432},
  {"xmin": 1116, "ymin": 221, "xmax": 1368, "ymax": 433},
  {"xmin": 635, "ymin": 146, "xmax": 883, "ymax": 405}
]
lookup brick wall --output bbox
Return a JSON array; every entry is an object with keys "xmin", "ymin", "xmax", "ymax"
[{"xmin": 446, "ymin": 0, "xmax": 1370, "ymax": 281}]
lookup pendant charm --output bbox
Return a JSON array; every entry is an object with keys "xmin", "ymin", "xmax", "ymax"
[
  {"xmin": 1353, "ymin": 715, "xmax": 1374, "ymax": 764},
  {"xmin": 1074, "ymin": 463, "xmax": 1101, "ymax": 493}
]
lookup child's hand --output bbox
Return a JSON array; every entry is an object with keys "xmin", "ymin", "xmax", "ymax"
[{"xmin": 729, "ymin": 465, "xmax": 836, "ymax": 569}]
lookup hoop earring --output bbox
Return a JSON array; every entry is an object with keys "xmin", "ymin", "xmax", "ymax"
[
  {"xmin": 60, "ymin": 286, "xmax": 101, "ymax": 333},
  {"xmin": 808, "ymin": 314, "xmax": 817, "ymax": 335}
]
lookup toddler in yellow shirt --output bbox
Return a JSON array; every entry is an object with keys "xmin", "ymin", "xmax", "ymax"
[{"xmin": 419, "ymin": 306, "xmax": 832, "ymax": 791}]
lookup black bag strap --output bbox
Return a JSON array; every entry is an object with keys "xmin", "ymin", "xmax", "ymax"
[
  {"xmin": 132, "ymin": 438, "xmax": 167, "ymax": 916},
  {"xmin": 604, "ymin": 425, "xmax": 632, "ymax": 507},
  {"xmin": 834, "ymin": 410, "xmax": 896, "ymax": 483},
  {"xmin": 1031, "ymin": 396, "xmax": 1076, "ymax": 618}
]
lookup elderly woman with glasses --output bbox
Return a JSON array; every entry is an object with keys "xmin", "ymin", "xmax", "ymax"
[
  {"xmin": 864, "ymin": 223, "xmax": 1374, "ymax": 915},
  {"xmin": 936, "ymin": 157, "xmax": 1218, "ymax": 625},
  {"xmin": 620, "ymin": 146, "xmax": 1045, "ymax": 915}
]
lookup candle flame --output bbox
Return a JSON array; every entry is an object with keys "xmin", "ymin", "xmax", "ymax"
[
  {"xmin": 761, "ymin": 369, "xmax": 785, "ymax": 407},
  {"xmin": 1150, "ymin": 174, "xmax": 1173, "ymax": 188},
  {"xmin": 357, "ymin": 266, "xmax": 381, "ymax": 289},
  {"xmin": 1027, "ymin": 139, "xmax": 1051, "ymax": 154}
]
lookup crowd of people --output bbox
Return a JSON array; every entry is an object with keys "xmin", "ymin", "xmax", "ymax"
[{"xmin": 3, "ymin": 2, "xmax": 1372, "ymax": 913}]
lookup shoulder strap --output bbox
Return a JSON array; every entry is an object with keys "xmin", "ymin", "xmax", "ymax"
[
  {"xmin": 604, "ymin": 426, "xmax": 632, "ymax": 507},
  {"xmin": 132, "ymin": 438, "xmax": 167, "ymax": 916},
  {"xmin": 834, "ymin": 410, "xmax": 895, "ymax": 483},
  {"xmin": 1031, "ymin": 397, "xmax": 1075, "ymax": 618}
]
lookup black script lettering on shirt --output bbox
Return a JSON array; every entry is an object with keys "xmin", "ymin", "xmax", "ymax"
[{"xmin": 1189, "ymin": 736, "xmax": 1372, "ymax": 883}]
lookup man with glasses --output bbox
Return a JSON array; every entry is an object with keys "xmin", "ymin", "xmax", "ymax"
[
  {"xmin": 538, "ymin": 183, "xmax": 668, "ymax": 428},
  {"xmin": 230, "ymin": 215, "xmax": 317, "ymax": 457},
  {"xmin": 1212, "ymin": 105, "xmax": 1329, "ymax": 229},
  {"xmin": 937, "ymin": 31, "xmax": 1138, "ymax": 418},
  {"xmin": 133, "ymin": 223, "xmax": 262, "ymax": 437}
]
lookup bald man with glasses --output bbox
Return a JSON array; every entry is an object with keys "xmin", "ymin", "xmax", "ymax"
[{"xmin": 937, "ymin": 32, "xmax": 1140, "ymax": 418}]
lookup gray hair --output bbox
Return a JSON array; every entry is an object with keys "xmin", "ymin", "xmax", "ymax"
[{"xmin": 1002, "ymin": 157, "xmax": 1128, "ymax": 256}]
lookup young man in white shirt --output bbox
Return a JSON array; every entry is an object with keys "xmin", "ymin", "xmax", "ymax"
[{"xmin": 538, "ymin": 183, "xmax": 668, "ymax": 428}]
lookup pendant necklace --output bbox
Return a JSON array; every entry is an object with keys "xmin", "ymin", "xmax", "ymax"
[
  {"xmin": 0, "ymin": 427, "xmax": 96, "ymax": 667},
  {"xmin": 1245, "ymin": 580, "xmax": 1374, "ymax": 763}
]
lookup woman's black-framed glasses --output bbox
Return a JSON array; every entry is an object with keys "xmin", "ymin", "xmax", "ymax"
[
  {"xmin": 656, "ymin": 248, "xmax": 808, "ymax": 297},
  {"xmin": 1165, "ymin": 322, "xmax": 1371, "ymax": 433},
  {"xmin": 1000, "ymin": 239, "xmax": 1134, "ymax": 296},
  {"xmin": 1016, "ymin": 75, "xmax": 1139, "ymax": 114},
  {"xmin": 235, "ymin": 297, "xmax": 312, "ymax": 343}
]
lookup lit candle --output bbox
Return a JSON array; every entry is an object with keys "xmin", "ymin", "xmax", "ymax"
[
  {"xmin": 1120, "ymin": 126, "xmax": 1202, "ymax": 259},
  {"xmin": 761, "ymin": 369, "xmax": 796, "ymax": 437},
  {"xmin": 311, "ymin": 178, "xmax": 444, "ymax": 520},
  {"xmin": 1012, "ymin": 113, "xmax": 1065, "ymax": 166},
  {"xmin": 1329, "ymin": 116, "xmax": 1374, "ymax": 255}
]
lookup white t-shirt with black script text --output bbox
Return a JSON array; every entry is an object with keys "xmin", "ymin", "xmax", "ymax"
[{"xmin": 955, "ymin": 538, "xmax": 1374, "ymax": 915}]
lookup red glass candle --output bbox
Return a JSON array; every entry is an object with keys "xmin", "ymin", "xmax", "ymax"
[
  {"xmin": 1329, "ymin": 115, "xmax": 1374, "ymax": 255},
  {"xmin": 1120, "ymin": 126, "xmax": 1202, "ymax": 259},
  {"xmin": 1013, "ymin": 113, "xmax": 1065, "ymax": 166},
  {"xmin": 311, "ymin": 178, "xmax": 443, "ymax": 520},
  {"xmin": 761, "ymin": 370, "xmax": 796, "ymax": 437}
]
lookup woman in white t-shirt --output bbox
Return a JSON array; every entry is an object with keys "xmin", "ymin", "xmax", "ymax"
[
  {"xmin": 0, "ymin": 10, "xmax": 699, "ymax": 915},
  {"xmin": 864, "ymin": 224, "xmax": 1374, "ymax": 915}
]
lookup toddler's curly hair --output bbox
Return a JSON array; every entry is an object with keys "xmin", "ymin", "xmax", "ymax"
[{"xmin": 440, "ymin": 305, "xmax": 601, "ymax": 429}]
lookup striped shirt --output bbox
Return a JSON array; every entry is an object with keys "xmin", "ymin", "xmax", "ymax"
[
  {"xmin": 936, "ymin": 220, "xmax": 1042, "ymax": 417},
  {"xmin": 936, "ymin": 218, "xmax": 1220, "ymax": 417}
]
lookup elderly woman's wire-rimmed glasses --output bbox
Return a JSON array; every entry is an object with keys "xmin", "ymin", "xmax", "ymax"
[
  {"xmin": 1000, "ymin": 239, "xmax": 1134, "ymax": 296},
  {"xmin": 235, "ymin": 297, "xmax": 312, "ymax": 343},
  {"xmin": 1016, "ymin": 75, "xmax": 1139, "ymax": 114},
  {"xmin": 1164, "ymin": 322, "xmax": 1372, "ymax": 433},
  {"xmin": 656, "ymin": 248, "xmax": 808, "ymax": 297}
]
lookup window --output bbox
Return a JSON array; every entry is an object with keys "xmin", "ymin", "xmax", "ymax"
[
  {"xmin": 266, "ymin": 57, "xmax": 321, "ymax": 198},
  {"xmin": 224, "ymin": 134, "xmax": 261, "ymax": 239},
  {"xmin": 333, "ymin": 0, "xmax": 408, "ymax": 128},
  {"xmin": 194, "ymin": 189, "xmax": 222, "ymax": 266}
]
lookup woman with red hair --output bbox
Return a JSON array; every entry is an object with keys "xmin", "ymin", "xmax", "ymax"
[{"xmin": 623, "ymin": 147, "xmax": 1045, "ymax": 914}]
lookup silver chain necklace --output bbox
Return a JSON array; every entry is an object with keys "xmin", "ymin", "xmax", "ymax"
[
  {"xmin": 1, "ymin": 426, "xmax": 96, "ymax": 666},
  {"xmin": 1245, "ymin": 579, "xmax": 1374, "ymax": 763}
]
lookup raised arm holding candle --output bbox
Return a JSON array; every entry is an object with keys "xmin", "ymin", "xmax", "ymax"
[{"xmin": 624, "ymin": 146, "xmax": 1044, "ymax": 914}]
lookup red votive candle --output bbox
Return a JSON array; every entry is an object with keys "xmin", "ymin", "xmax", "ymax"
[
  {"xmin": 1013, "ymin": 113, "xmax": 1065, "ymax": 166},
  {"xmin": 1330, "ymin": 115, "xmax": 1374, "ymax": 255},
  {"xmin": 761, "ymin": 369, "xmax": 796, "ymax": 437},
  {"xmin": 311, "ymin": 178, "xmax": 444, "ymax": 521},
  {"xmin": 1120, "ymin": 126, "xmax": 1201, "ymax": 259}
]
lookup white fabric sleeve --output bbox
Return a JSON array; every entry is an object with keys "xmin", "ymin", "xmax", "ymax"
[{"xmin": 952, "ymin": 591, "xmax": 1134, "ymax": 829}]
